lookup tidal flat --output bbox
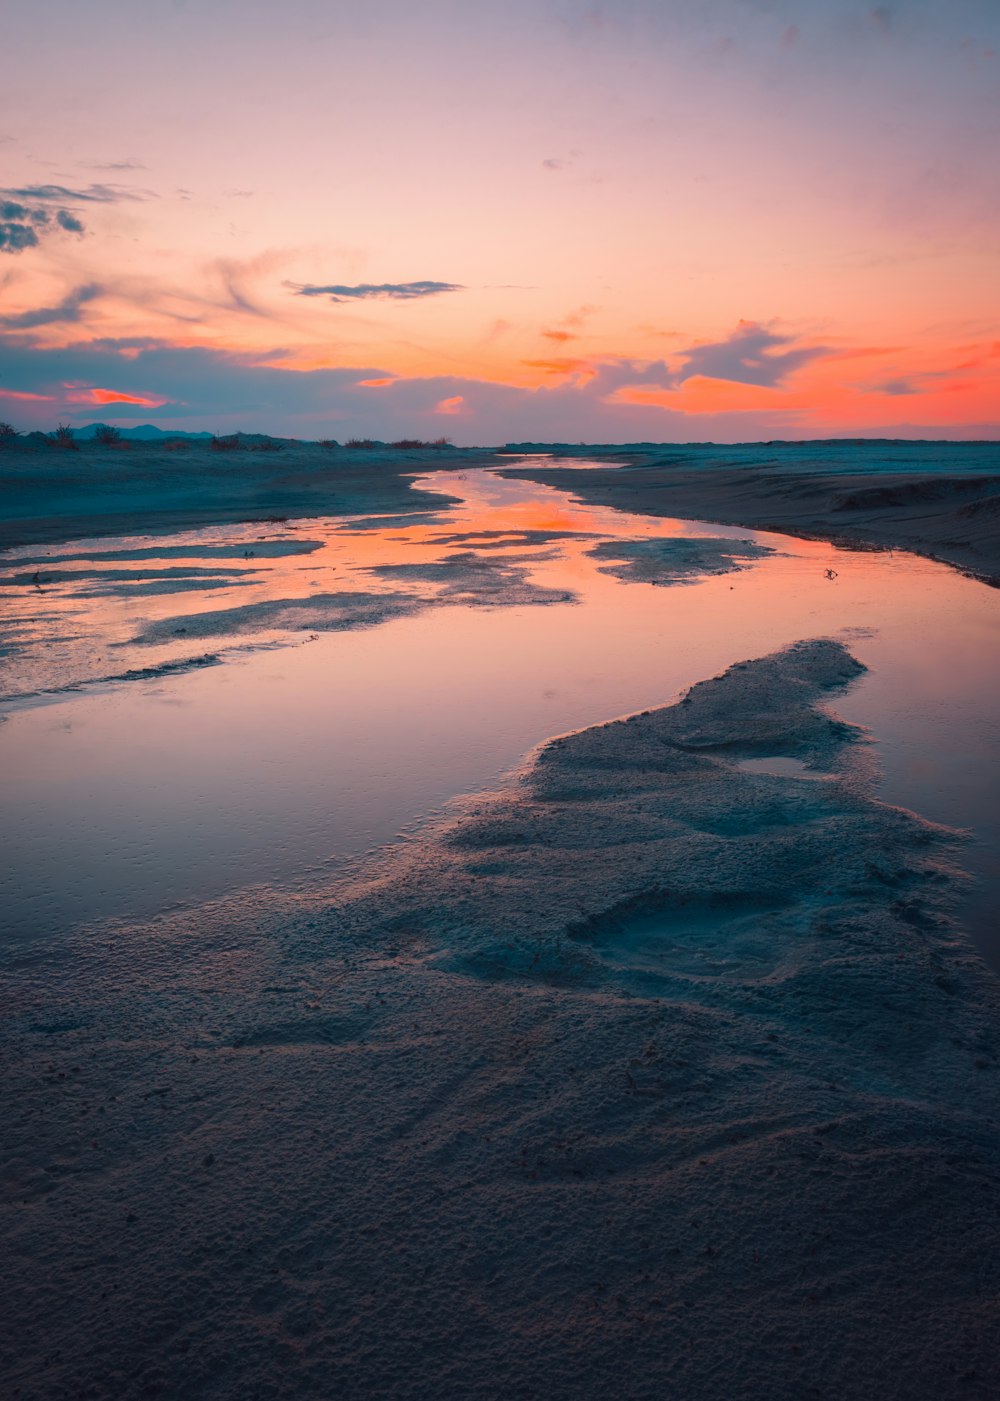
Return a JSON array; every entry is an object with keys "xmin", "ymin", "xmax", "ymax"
[{"xmin": 1, "ymin": 445, "xmax": 999, "ymax": 1400}]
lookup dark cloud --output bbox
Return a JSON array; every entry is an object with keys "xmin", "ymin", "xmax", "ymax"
[
  {"xmin": 0, "ymin": 186, "xmax": 96, "ymax": 254},
  {"xmin": 4, "ymin": 183, "xmax": 149, "ymax": 203},
  {"xmin": 0, "ymin": 284, "xmax": 103, "ymax": 330},
  {"xmin": 289, "ymin": 280, "xmax": 464, "ymax": 303},
  {"xmin": 675, "ymin": 322, "xmax": 829, "ymax": 388},
  {"xmin": 0, "ymin": 222, "xmax": 40, "ymax": 253}
]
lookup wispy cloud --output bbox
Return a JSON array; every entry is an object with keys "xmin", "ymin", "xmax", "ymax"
[
  {"xmin": 871, "ymin": 377, "xmax": 918, "ymax": 395},
  {"xmin": 80, "ymin": 160, "xmax": 148, "ymax": 173},
  {"xmin": 0, "ymin": 180, "xmax": 152, "ymax": 256},
  {"xmin": 288, "ymin": 280, "xmax": 463, "ymax": 303},
  {"xmin": 63, "ymin": 385, "xmax": 168, "ymax": 408},
  {"xmin": 0, "ymin": 283, "xmax": 103, "ymax": 330},
  {"xmin": 0, "ymin": 195, "xmax": 89, "ymax": 255},
  {"xmin": 675, "ymin": 322, "xmax": 829, "ymax": 388},
  {"xmin": 4, "ymin": 183, "xmax": 151, "ymax": 204}
]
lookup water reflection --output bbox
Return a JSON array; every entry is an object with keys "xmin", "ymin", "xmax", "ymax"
[{"xmin": 0, "ymin": 463, "xmax": 997, "ymax": 968}]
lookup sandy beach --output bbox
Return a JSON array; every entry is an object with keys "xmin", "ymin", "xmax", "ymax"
[
  {"xmin": 3, "ymin": 636, "xmax": 999, "ymax": 1399},
  {"xmin": 7, "ymin": 1, "xmax": 1000, "ymax": 1393},
  {"xmin": 2, "ymin": 442, "xmax": 999, "ymax": 1400}
]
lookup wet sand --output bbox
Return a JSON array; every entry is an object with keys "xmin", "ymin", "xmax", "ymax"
[
  {"xmin": 2, "ymin": 445, "xmax": 999, "ymax": 1398},
  {"xmin": 4, "ymin": 441, "xmax": 998, "ymax": 589},
  {"xmin": 501, "ymin": 441, "xmax": 1000, "ymax": 585},
  {"xmin": 3, "ymin": 640, "xmax": 999, "ymax": 1399},
  {"xmin": 0, "ymin": 439, "xmax": 480, "ymax": 551}
]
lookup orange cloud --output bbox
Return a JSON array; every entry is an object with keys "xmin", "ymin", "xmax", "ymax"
[
  {"xmin": 522, "ymin": 358, "xmax": 593, "ymax": 376},
  {"xmin": 357, "ymin": 377, "xmax": 396, "ymax": 388},
  {"xmin": 0, "ymin": 387, "xmax": 55, "ymax": 401},
  {"xmin": 434, "ymin": 395, "xmax": 464, "ymax": 415},
  {"xmin": 63, "ymin": 386, "xmax": 169, "ymax": 407},
  {"xmin": 612, "ymin": 378, "xmax": 779, "ymax": 414}
]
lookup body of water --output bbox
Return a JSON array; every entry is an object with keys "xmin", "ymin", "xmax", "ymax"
[{"xmin": 1, "ymin": 462, "xmax": 997, "ymax": 965}]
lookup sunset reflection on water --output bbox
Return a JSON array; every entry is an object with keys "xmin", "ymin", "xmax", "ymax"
[{"xmin": 1, "ymin": 462, "xmax": 997, "ymax": 965}]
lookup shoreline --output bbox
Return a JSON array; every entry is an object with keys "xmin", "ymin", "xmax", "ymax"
[
  {"xmin": 2, "ymin": 442, "xmax": 998, "ymax": 590},
  {"xmin": 500, "ymin": 442, "xmax": 1000, "ymax": 587},
  {"xmin": 0, "ymin": 441, "xmax": 486, "ymax": 553},
  {"xmin": 4, "ymin": 639, "xmax": 999, "ymax": 1398}
]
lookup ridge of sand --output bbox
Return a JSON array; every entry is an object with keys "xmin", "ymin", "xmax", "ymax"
[{"xmin": 3, "ymin": 640, "xmax": 999, "ymax": 1399}]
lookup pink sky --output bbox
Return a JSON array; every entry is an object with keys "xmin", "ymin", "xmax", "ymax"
[{"xmin": 2, "ymin": 0, "xmax": 999, "ymax": 441}]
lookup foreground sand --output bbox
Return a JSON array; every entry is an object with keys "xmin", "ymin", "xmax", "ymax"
[
  {"xmin": 4, "ymin": 640, "xmax": 999, "ymax": 1400},
  {"xmin": 502, "ymin": 441, "xmax": 1000, "ymax": 586}
]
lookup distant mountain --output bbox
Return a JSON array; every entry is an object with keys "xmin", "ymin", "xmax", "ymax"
[{"xmin": 76, "ymin": 423, "xmax": 215, "ymax": 441}]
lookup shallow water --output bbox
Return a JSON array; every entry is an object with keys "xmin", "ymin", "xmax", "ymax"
[{"xmin": 1, "ymin": 461, "xmax": 998, "ymax": 967}]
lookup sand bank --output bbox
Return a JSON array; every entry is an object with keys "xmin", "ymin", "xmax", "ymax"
[
  {"xmin": 503, "ymin": 441, "xmax": 1000, "ymax": 585},
  {"xmin": 587, "ymin": 535, "xmax": 775, "ymax": 585},
  {"xmin": 0, "ymin": 439, "xmax": 484, "ymax": 551},
  {"xmin": 3, "ymin": 640, "xmax": 998, "ymax": 1399}
]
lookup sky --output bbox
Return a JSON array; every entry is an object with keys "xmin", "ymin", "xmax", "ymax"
[{"xmin": 1, "ymin": 0, "xmax": 999, "ymax": 443}]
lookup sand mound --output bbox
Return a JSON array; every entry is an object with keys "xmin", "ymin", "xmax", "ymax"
[{"xmin": 587, "ymin": 535, "xmax": 775, "ymax": 585}]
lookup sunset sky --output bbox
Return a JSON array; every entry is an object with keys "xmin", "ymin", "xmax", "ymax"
[{"xmin": 2, "ymin": 0, "xmax": 999, "ymax": 442}]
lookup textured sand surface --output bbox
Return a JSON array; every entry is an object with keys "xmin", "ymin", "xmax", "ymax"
[
  {"xmin": 3, "ymin": 640, "xmax": 999, "ymax": 1400},
  {"xmin": 587, "ymin": 535, "xmax": 775, "ymax": 585}
]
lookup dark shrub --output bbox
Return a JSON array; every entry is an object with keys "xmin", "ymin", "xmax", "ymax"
[
  {"xmin": 0, "ymin": 422, "xmax": 17, "ymax": 442},
  {"xmin": 319, "ymin": 438, "xmax": 340, "ymax": 449},
  {"xmin": 387, "ymin": 437, "xmax": 454, "ymax": 450},
  {"xmin": 51, "ymin": 423, "xmax": 77, "ymax": 449},
  {"xmin": 345, "ymin": 437, "xmax": 382, "ymax": 449},
  {"xmin": 94, "ymin": 424, "xmax": 122, "ymax": 445},
  {"xmin": 211, "ymin": 434, "xmax": 242, "ymax": 452}
]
